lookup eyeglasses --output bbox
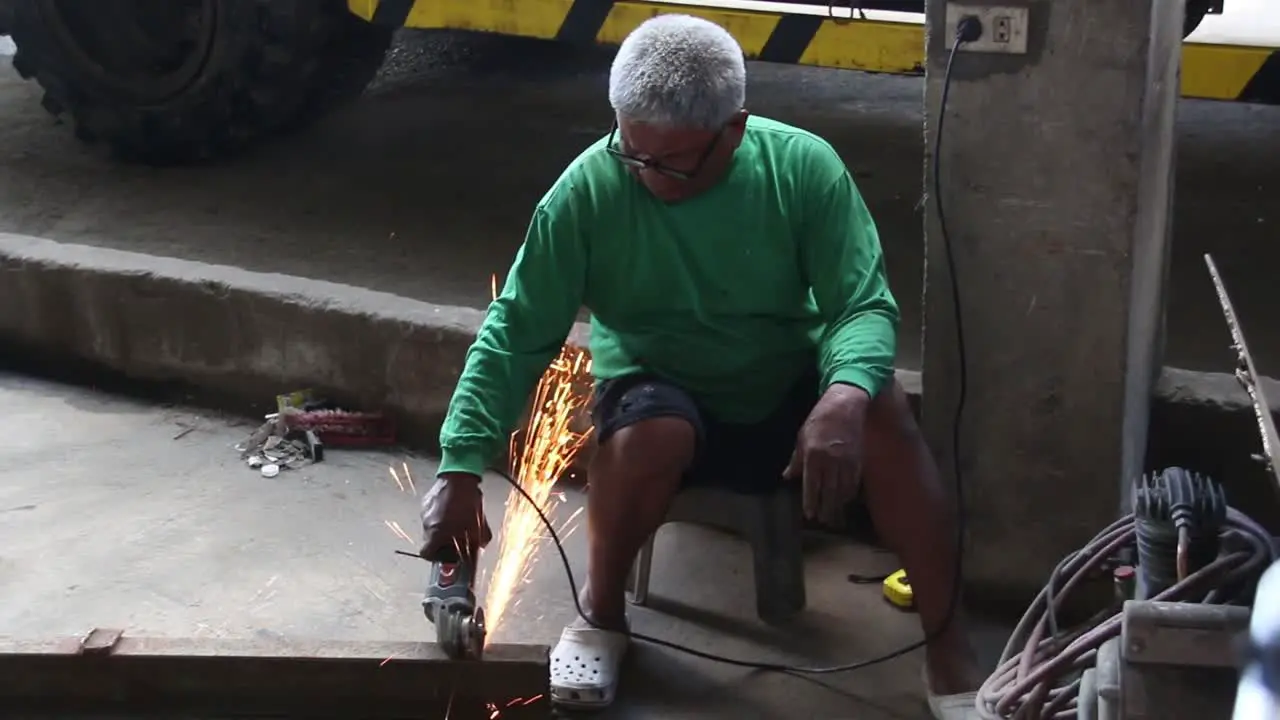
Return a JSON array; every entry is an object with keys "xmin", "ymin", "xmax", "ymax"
[{"xmin": 605, "ymin": 121, "xmax": 724, "ymax": 181}]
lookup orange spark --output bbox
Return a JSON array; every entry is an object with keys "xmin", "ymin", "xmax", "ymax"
[
  {"xmin": 379, "ymin": 650, "xmax": 408, "ymax": 666},
  {"xmin": 389, "ymin": 466, "xmax": 406, "ymax": 492},
  {"xmin": 553, "ymin": 506, "xmax": 585, "ymax": 542},
  {"xmin": 401, "ymin": 462, "xmax": 417, "ymax": 493},
  {"xmin": 481, "ymin": 341, "xmax": 594, "ymax": 643},
  {"xmin": 384, "ymin": 519, "xmax": 414, "ymax": 545}
]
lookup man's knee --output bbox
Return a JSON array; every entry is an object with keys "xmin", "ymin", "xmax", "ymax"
[
  {"xmin": 592, "ymin": 375, "xmax": 702, "ymax": 480},
  {"xmin": 595, "ymin": 416, "xmax": 697, "ymax": 479}
]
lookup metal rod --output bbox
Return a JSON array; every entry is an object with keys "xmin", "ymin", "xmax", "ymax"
[
  {"xmin": 0, "ymin": 629, "xmax": 550, "ymax": 719},
  {"xmin": 1203, "ymin": 253, "xmax": 1280, "ymax": 502}
]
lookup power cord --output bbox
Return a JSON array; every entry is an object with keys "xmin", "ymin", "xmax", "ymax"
[{"xmin": 474, "ymin": 16, "xmax": 984, "ymax": 676}]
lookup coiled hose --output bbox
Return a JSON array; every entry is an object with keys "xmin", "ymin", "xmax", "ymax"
[{"xmin": 976, "ymin": 507, "xmax": 1277, "ymax": 719}]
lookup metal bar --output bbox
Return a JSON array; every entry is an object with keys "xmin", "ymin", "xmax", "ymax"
[
  {"xmin": 1204, "ymin": 254, "xmax": 1280, "ymax": 502},
  {"xmin": 0, "ymin": 630, "xmax": 550, "ymax": 719}
]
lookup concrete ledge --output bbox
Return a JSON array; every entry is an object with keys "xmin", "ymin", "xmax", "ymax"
[
  {"xmin": 2, "ymin": 234, "xmax": 1277, "ymax": 533},
  {"xmin": 0, "ymin": 233, "xmax": 568, "ymax": 452}
]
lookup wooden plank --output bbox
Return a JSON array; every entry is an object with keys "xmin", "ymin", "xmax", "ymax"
[{"xmin": 0, "ymin": 631, "xmax": 550, "ymax": 719}]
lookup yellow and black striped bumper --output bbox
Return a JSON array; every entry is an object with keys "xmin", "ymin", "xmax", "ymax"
[{"xmin": 348, "ymin": 0, "xmax": 1279, "ymax": 105}]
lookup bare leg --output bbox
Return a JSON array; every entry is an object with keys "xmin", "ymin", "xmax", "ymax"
[
  {"xmin": 861, "ymin": 381, "xmax": 982, "ymax": 695},
  {"xmin": 579, "ymin": 417, "xmax": 695, "ymax": 629}
]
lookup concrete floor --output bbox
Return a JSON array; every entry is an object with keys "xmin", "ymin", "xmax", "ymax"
[
  {"xmin": 0, "ymin": 372, "xmax": 1013, "ymax": 719},
  {"xmin": 0, "ymin": 32, "xmax": 1276, "ymax": 377}
]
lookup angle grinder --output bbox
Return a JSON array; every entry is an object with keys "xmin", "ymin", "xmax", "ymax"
[{"xmin": 421, "ymin": 546, "xmax": 487, "ymax": 660}]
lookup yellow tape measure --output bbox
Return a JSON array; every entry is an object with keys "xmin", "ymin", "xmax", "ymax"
[{"xmin": 882, "ymin": 569, "xmax": 915, "ymax": 610}]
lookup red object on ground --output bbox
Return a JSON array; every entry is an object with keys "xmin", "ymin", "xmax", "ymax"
[{"xmin": 283, "ymin": 409, "xmax": 396, "ymax": 447}]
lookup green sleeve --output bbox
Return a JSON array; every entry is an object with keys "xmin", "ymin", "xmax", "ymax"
[
  {"xmin": 801, "ymin": 165, "xmax": 900, "ymax": 399},
  {"xmin": 437, "ymin": 201, "xmax": 587, "ymax": 477}
]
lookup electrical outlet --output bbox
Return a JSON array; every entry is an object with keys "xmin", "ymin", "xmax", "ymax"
[
  {"xmin": 945, "ymin": 4, "xmax": 1030, "ymax": 54},
  {"xmin": 993, "ymin": 15, "xmax": 1012, "ymax": 43}
]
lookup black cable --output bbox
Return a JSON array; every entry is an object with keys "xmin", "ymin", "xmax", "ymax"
[
  {"xmin": 847, "ymin": 572, "xmax": 891, "ymax": 584},
  {"xmin": 432, "ymin": 19, "xmax": 985, "ymax": 676}
]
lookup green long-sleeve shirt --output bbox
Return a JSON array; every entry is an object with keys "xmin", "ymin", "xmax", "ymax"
[{"xmin": 438, "ymin": 115, "xmax": 899, "ymax": 477}]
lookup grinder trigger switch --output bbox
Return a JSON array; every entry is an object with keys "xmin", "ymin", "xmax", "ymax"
[{"xmin": 422, "ymin": 547, "xmax": 486, "ymax": 660}]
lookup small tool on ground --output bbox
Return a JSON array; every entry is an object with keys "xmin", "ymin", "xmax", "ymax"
[
  {"xmin": 882, "ymin": 569, "xmax": 915, "ymax": 610},
  {"xmin": 421, "ymin": 547, "xmax": 487, "ymax": 660}
]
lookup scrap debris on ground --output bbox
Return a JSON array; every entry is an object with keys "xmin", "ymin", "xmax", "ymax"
[{"xmin": 236, "ymin": 389, "xmax": 396, "ymax": 477}]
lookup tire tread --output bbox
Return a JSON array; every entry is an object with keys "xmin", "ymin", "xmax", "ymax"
[{"xmin": 7, "ymin": 0, "xmax": 392, "ymax": 164}]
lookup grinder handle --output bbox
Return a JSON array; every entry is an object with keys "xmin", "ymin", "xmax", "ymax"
[{"xmin": 424, "ymin": 549, "xmax": 478, "ymax": 607}]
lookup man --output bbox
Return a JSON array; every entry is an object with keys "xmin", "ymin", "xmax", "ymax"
[{"xmin": 419, "ymin": 14, "xmax": 983, "ymax": 718}]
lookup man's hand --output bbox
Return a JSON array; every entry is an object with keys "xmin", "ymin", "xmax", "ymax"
[
  {"xmin": 419, "ymin": 472, "xmax": 493, "ymax": 561},
  {"xmin": 784, "ymin": 383, "xmax": 872, "ymax": 527}
]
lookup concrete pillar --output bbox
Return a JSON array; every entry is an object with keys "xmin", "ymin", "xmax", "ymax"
[{"xmin": 920, "ymin": 1, "xmax": 1181, "ymax": 603}]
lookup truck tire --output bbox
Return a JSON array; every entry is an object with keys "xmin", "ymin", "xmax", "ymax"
[
  {"xmin": 1184, "ymin": 0, "xmax": 1211, "ymax": 38},
  {"xmin": 7, "ymin": 0, "xmax": 393, "ymax": 164}
]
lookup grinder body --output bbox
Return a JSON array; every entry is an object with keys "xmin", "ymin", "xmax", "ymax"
[{"xmin": 422, "ymin": 550, "xmax": 486, "ymax": 659}]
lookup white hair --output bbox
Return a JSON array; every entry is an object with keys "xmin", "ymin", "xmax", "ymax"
[{"xmin": 608, "ymin": 14, "xmax": 747, "ymax": 131}]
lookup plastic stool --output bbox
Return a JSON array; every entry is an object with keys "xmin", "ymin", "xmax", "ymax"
[{"xmin": 624, "ymin": 485, "xmax": 806, "ymax": 624}]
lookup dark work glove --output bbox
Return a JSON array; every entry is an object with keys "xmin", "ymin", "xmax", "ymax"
[{"xmin": 418, "ymin": 473, "xmax": 492, "ymax": 562}]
